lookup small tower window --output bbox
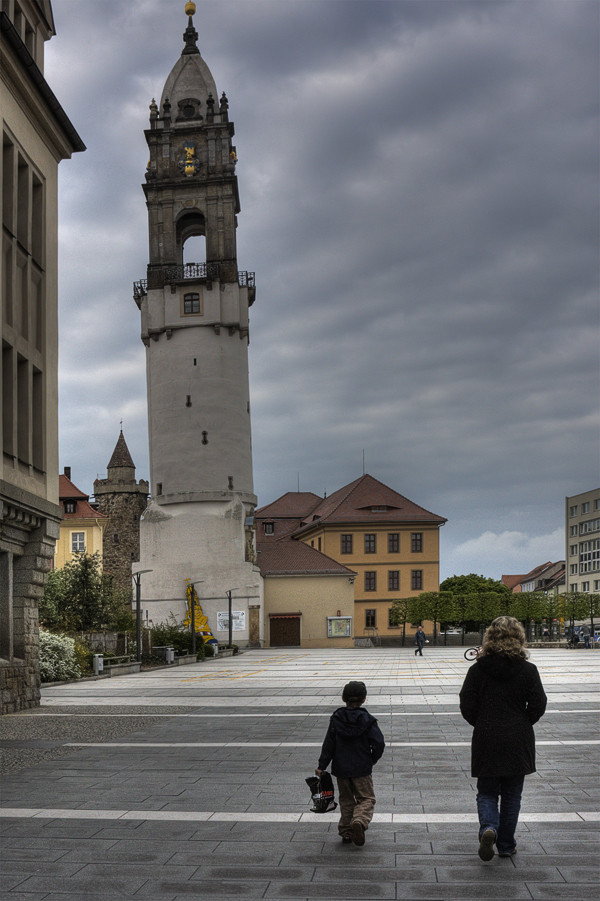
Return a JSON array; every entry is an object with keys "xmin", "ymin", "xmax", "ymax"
[{"xmin": 183, "ymin": 292, "xmax": 201, "ymax": 315}]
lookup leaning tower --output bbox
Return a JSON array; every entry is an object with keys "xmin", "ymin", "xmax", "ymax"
[{"xmin": 132, "ymin": 3, "xmax": 263, "ymax": 645}]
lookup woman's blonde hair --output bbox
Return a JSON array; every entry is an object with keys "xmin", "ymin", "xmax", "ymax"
[{"xmin": 480, "ymin": 615, "xmax": 528, "ymax": 659}]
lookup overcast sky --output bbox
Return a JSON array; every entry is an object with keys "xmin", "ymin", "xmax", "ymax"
[{"xmin": 45, "ymin": 0, "xmax": 599, "ymax": 581}]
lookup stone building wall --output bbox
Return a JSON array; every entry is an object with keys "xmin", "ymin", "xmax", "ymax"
[
  {"xmin": 1, "ymin": 492, "xmax": 60, "ymax": 714},
  {"xmin": 95, "ymin": 488, "xmax": 149, "ymax": 595}
]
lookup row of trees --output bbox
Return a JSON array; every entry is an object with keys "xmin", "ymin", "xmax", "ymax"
[
  {"xmin": 389, "ymin": 574, "xmax": 600, "ymax": 643},
  {"xmin": 40, "ymin": 552, "xmax": 134, "ymax": 633}
]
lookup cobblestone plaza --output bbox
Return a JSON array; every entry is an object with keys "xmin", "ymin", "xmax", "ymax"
[{"xmin": 1, "ymin": 647, "xmax": 598, "ymax": 899}]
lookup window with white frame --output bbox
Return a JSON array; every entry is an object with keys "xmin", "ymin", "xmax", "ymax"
[{"xmin": 71, "ymin": 532, "xmax": 85, "ymax": 553}]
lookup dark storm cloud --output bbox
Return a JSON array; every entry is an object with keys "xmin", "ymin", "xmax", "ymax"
[{"xmin": 46, "ymin": 0, "xmax": 599, "ymax": 578}]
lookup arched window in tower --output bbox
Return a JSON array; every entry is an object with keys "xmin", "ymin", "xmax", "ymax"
[{"xmin": 183, "ymin": 234, "xmax": 206, "ymax": 267}]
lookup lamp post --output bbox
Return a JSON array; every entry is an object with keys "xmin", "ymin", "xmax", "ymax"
[
  {"xmin": 132, "ymin": 569, "xmax": 152, "ymax": 663},
  {"xmin": 226, "ymin": 589, "xmax": 233, "ymax": 648},
  {"xmin": 188, "ymin": 580, "xmax": 204, "ymax": 655}
]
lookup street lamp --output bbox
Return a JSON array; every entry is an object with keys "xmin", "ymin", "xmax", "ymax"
[
  {"xmin": 226, "ymin": 589, "xmax": 234, "ymax": 648},
  {"xmin": 188, "ymin": 580, "xmax": 204, "ymax": 655},
  {"xmin": 132, "ymin": 569, "xmax": 152, "ymax": 663}
]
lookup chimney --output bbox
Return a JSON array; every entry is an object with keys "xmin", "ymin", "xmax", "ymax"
[{"xmin": 64, "ymin": 466, "xmax": 71, "ymax": 480}]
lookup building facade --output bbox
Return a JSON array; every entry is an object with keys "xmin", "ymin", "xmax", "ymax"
[
  {"xmin": 256, "ymin": 475, "xmax": 446, "ymax": 645},
  {"xmin": 1, "ymin": 0, "xmax": 84, "ymax": 712},
  {"xmin": 256, "ymin": 493, "xmax": 355, "ymax": 648},
  {"xmin": 133, "ymin": 4, "xmax": 262, "ymax": 644},
  {"xmin": 502, "ymin": 561, "xmax": 565, "ymax": 596},
  {"xmin": 93, "ymin": 431, "xmax": 149, "ymax": 595},
  {"xmin": 565, "ymin": 489, "xmax": 600, "ymax": 594},
  {"xmin": 53, "ymin": 469, "xmax": 105, "ymax": 570}
]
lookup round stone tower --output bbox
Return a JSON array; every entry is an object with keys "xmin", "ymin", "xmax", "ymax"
[
  {"xmin": 132, "ymin": 3, "xmax": 263, "ymax": 645},
  {"xmin": 93, "ymin": 431, "xmax": 149, "ymax": 595}
]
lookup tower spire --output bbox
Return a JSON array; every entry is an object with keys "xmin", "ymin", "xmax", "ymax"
[{"xmin": 182, "ymin": 1, "xmax": 200, "ymax": 56}]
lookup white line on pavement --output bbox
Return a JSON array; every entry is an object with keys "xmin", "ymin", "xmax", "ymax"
[
  {"xmin": 61, "ymin": 739, "xmax": 600, "ymax": 748},
  {"xmin": 26, "ymin": 708, "xmax": 600, "ymax": 717},
  {"xmin": 0, "ymin": 807, "xmax": 597, "ymax": 823}
]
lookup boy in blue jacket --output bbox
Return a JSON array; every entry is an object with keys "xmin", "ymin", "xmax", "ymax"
[{"xmin": 316, "ymin": 681, "xmax": 385, "ymax": 846}]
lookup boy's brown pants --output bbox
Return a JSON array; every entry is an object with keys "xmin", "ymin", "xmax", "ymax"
[{"xmin": 336, "ymin": 774, "xmax": 376, "ymax": 835}]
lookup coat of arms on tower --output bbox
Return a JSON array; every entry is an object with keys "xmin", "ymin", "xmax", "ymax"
[{"xmin": 178, "ymin": 145, "xmax": 200, "ymax": 177}]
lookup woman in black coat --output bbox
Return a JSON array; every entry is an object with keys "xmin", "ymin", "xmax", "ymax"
[{"xmin": 459, "ymin": 616, "xmax": 547, "ymax": 861}]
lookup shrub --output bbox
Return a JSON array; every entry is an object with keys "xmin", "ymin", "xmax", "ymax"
[
  {"xmin": 73, "ymin": 638, "xmax": 93, "ymax": 675},
  {"xmin": 39, "ymin": 629, "xmax": 81, "ymax": 682},
  {"xmin": 151, "ymin": 614, "xmax": 194, "ymax": 654}
]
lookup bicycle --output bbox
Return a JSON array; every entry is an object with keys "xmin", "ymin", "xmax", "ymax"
[{"xmin": 464, "ymin": 646, "xmax": 482, "ymax": 661}]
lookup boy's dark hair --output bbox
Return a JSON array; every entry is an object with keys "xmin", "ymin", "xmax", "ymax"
[{"xmin": 342, "ymin": 681, "xmax": 367, "ymax": 706}]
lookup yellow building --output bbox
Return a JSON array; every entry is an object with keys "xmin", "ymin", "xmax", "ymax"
[
  {"xmin": 256, "ymin": 475, "xmax": 446, "ymax": 645},
  {"xmin": 53, "ymin": 468, "xmax": 106, "ymax": 569}
]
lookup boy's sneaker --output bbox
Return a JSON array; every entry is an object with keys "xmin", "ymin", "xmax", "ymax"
[
  {"xmin": 498, "ymin": 847, "xmax": 517, "ymax": 858},
  {"xmin": 478, "ymin": 828, "xmax": 496, "ymax": 861},
  {"xmin": 351, "ymin": 822, "xmax": 365, "ymax": 846},
  {"xmin": 341, "ymin": 835, "xmax": 352, "ymax": 844}
]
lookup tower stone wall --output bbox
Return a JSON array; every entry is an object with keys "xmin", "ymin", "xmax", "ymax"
[{"xmin": 94, "ymin": 432, "xmax": 149, "ymax": 596}]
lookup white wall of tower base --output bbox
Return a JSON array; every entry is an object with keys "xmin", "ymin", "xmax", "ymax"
[{"xmin": 135, "ymin": 496, "xmax": 263, "ymax": 647}]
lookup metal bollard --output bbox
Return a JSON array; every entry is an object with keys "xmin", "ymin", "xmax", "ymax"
[
  {"xmin": 93, "ymin": 654, "xmax": 104, "ymax": 675},
  {"xmin": 166, "ymin": 646, "xmax": 174, "ymax": 664}
]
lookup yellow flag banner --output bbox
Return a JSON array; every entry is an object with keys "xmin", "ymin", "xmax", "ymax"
[{"xmin": 184, "ymin": 580, "xmax": 215, "ymax": 642}]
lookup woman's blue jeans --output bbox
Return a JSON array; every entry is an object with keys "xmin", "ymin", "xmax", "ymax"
[{"xmin": 476, "ymin": 775, "xmax": 525, "ymax": 854}]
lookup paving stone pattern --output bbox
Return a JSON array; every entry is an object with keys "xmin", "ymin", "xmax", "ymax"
[{"xmin": 0, "ymin": 648, "xmax": 598, "ymax": 900}]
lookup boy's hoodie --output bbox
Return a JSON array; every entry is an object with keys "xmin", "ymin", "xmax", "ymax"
[{"xmin": 318, "ymin": 706, "xmax": 385, "ymax": 779}]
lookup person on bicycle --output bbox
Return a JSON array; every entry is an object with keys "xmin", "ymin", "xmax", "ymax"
[{"xmin": 459, "ymin": 616, "xmax": 547, "ymax": 861}]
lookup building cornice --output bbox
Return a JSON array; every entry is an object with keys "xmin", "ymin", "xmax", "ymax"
[{"xmin": 0, "ymin": 12, "xmax": 85, "ymax": 158}]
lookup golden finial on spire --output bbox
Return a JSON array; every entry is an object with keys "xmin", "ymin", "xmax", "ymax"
[{"xmin": 185, "ymin": 1, "xmax": 196, "ymax": 15}]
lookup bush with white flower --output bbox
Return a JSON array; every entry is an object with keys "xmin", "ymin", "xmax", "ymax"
[{"xmin": 39, "ymin": 629, "xmax": 81, "ymax": 682}]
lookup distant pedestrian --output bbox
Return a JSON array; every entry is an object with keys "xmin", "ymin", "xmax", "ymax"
[
  {"xmin": 459, "ymin": 616, "xmax": 547, "ymax": 861},
  {"xmin": 316, "ymin": 681, "xmax": 385, "ymax": 846},
  {"xmin": 414, "ymin": 625, "xmax": 426, "ymax": 656},
  {"xmin": 581, "ymin": 626, "xmax": 591, "ymax": 649}
]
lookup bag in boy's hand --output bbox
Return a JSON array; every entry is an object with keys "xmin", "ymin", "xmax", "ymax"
[{"xmin": 305, "ymin": 771, "xmax": 337, "ymax": 813}]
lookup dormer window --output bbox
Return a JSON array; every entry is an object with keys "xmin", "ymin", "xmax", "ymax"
[
  {"xmin": 263, "ymin": 522, "xmax": 274, "ymax": 535},
  {"xmin": 371, "ymin": 506, "xmax": 388, "ymax": 512},
  {"xmin": 64, "ymin": 501, "xmax": 76, "ymax": 514}
]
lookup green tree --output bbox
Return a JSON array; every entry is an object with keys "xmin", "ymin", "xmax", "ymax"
[
  {"xmin": 389, "ymin": 598, "xmax": 411, "ymax": 646},
  {"xmin": 40, "ymin": 553, "xmax": 133, "ymax": 632},
  {"xmin": 440, "ymin": 575, "xmax": 511, "ymax": 638},
  {"xmin": 465, "ymin": 591, "xmax": 505, "ymax": 639},
  {"xmin": 561, "ymin": 592, "xmax": 594, "ymax": 639},
  {"xmin": 512, "ymin": 592, "xmax": 545, "ymax": 641},
  {"xmin": 584, "ymin": 593, "xmax": 600, "ymax": 641},
  {"xmin": 440, "ymin": 573, "xmax": 511, "ymax": 600},
  {"xmin": 539, "ymin": 594, "xmax": 564, "ymax": 640},
  {"xmin": 448, "ymin": 594, "xmax": 471, "ymax": 644},
  {"xmin": 417, "ymin": 592, "xmax": 454, "ymax": 642}
]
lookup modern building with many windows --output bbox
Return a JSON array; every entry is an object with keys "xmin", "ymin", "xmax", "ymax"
[
  {"xmin": 1, "ymin": 0, "xmax": 84, "ymax": 712},
  {"xmin": 565, "ymin": 489, "xmax": 600, "ymax": 594},
  {"xmin": 256, "ymin": 474, "xmax": 446, "ymax": 645}
]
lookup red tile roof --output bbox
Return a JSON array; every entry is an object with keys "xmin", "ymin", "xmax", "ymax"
[
  {"xmin": 293, "ymin": 474, "xmax": 446, "ymax": 534},
  {"xmin": 58, "ymin": 474, "xmax": 106, "ymax": 520},
  {"xmin": 256, "ymin": 475, "xmax": 446, "ymax": 536},
  {"xmin": 256, "ymin": 535, "xmax": 355, "ymax": 577},
  {"xmin": 59, "ymin": 474, "xmax": 89, "ymax": 500},
  {"xmin": 256, "ymin": 492, "xmax": 323, "ymax": 518}
]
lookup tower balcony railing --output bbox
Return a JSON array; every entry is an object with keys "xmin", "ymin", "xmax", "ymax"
[{"xmin": 133, "ymin": 263, "xmax": 255, "ymax": 301}]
